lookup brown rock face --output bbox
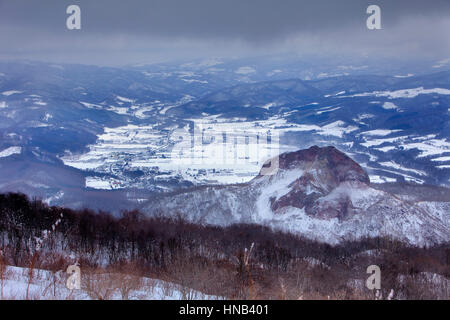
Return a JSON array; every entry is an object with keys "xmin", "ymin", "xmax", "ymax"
[
  {"xmin": 263, "ymin": 146, "xmax": 370, "ymax": 220},
  {"xmin": 276, "ymin": 146, "xmax": 369, "ymax": 183}
]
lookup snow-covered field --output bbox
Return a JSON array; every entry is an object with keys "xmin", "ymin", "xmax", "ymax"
[
  {"xmin": 59, "ymin": 110, "xmax": 450, "ymax": 189},
  {"xmin": 343, "ymin": 87, "xmax": 450, "ymax": 99},
  {"xmin": 1, "ymin": 90, "xmax": 22, "ymax": 96},
  {"xmin": 60, "ymin": 115, "xmax": 365, "ymax": 186},
  {"xmin": 0, "ymin": 146, "xmax": 21, "ymax": 158},
  {"xmin": 0, "ymin": 265, "xmax": 218, "ymax": 300}
]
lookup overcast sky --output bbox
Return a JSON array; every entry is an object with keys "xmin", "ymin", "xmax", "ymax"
[{"xmin": 0, "ymin": 0, "xmax": 449, "ymax": 65}]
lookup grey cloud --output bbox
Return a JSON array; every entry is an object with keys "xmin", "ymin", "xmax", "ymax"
[{"xmin": 0, "ymin": 0, "xmax": 449, "ymax": 65}]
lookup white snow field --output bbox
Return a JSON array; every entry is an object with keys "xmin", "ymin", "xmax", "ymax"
[
  {"xmin": 0, "ymin": 146, "xmax": 22, "ymax": 158},
  {"xmin": 343, "ymin": 87, "xmax": 450, "ymax": 99},
  {"xmin": 0, "ymin": 265, "xmax": 219, "ymax": 300},
  {"xmin": 60, "ymin": 115, "xmax": 362, "ymax": 186}
]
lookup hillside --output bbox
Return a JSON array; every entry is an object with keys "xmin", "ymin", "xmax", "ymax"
[{"xmin": 0, "ymin": 193, "xmax": 448, "ymax": 300}]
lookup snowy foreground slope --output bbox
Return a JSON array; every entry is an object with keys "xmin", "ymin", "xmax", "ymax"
[
  {"xmin": 0, "ymin": 266, "xmax": 218, "ymax": 300},
  {"xmin": 142, "ymin": 146, "xmax": 450, "ymax": 246}
]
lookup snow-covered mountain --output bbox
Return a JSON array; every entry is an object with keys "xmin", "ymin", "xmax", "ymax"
[{"xmin": 142, "ymin": 146, "xmax": 450, "ymax": 246}]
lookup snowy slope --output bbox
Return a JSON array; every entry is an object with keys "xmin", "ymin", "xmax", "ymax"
[{"xmin": 0, "ymin": 265, "xmax": 218, "ymax": 300}]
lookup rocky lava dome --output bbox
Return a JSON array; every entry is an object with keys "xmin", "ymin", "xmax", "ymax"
[{"xmin": 261, "ymin": 146, "xmax": 370, "ymax": 220}]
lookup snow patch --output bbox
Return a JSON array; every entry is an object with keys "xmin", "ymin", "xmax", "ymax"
[
  {"xmin": 345, "ymin": 87, "xmax": 450, "ymax": 99},
  {"xmin": 360, "ymin": 129, "xmax": 402, "ymax": 137},
  {"xmin": 0, "ymin": 146, "xmax": 22, "ymax": 158},
  {"xmin": 116, "ymin": 96, "xmax": 134, "ymax": 103},
  {"xmin": 235, "ymin": 66, "xmax": 256, "ymax": 75},
  {"xmin": 2, "ymin": 90, "xmax": 22, "ymax": 96},
  {"xmin": 382, "ymin": 102, "xmax": 401, "ymax": 110}
]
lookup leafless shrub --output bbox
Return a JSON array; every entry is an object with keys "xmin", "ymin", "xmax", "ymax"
[
  {"xmin": 82, "ymin": 269, "xmax": 116, "ymax": 300},
  {"xmin": 0, "ymin": 248, "xmax": 5, "ymax": 300},
  {"xmin": 114, "ymin": 271, "xmax": 143, "ymax": 300}
]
